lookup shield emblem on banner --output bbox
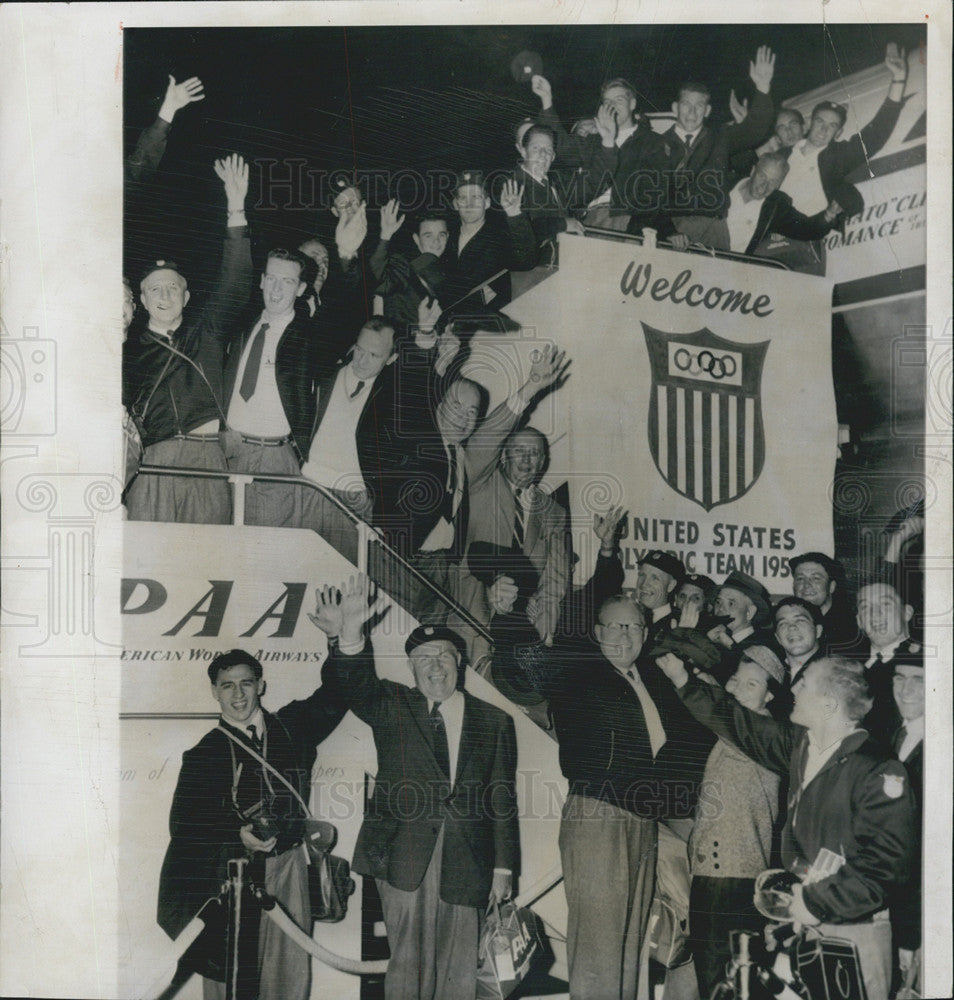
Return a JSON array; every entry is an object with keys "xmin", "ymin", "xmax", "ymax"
[{"xmin": 643, "ymin": 324, "xmax": 769, "ymax": 511}]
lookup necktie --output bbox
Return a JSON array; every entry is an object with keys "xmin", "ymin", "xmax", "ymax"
[
  {"xmin": 676, "ymin": 132, "xmax": 695, "ymax": 172},
  {"xmin": 239, "ymin": 323, "xmax": 269, "ymax": 401},
  {"xmin": 513, "ymin": 488, "xmax": 527, "ymax": 549},
  {"xmin": 429, "ymin": 703, "xmax": 451, "ymax": 779},
  {"xmin": 349, "ymin": 379, "xmax": 366, "ymax": 399},
  {"xmin": 895, "ymin": 725, "xmax": 908, "ymax": 756},
  {"xmin": 247, "ymin": 724, "xmax": 262, "ymax": 752},
  {"xmin": 446, "ymin": 444, "xmax": 458, "ymax": 495},
  {"xmin": 627, "ymin": 670, "xmax": 667, "ymax": 757}
]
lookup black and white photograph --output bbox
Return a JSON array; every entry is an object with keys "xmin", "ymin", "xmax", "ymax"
[{"xmin": 0, "ymin": 4, "xmax": 951, "ymax": 1000}]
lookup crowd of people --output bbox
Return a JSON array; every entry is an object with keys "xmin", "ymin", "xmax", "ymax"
[{"xmin": 130, "ymin": 44, "xmax": 926, "ymax": 1000}]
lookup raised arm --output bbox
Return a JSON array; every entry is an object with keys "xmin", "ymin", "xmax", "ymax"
[
  {"xmin": 205, "ymin": 154, "xmax": 253, "ymax": 337},
  {"xmin": 308, "ymin": 576, "xmax": 390, "ymax": 727},
  {"xmin": 126, "ymin": 75, "xmax": 205, "ymax": 183},
  {"xmin": 724, "ymin": 47, "xmax": 776, "ymax": 155},
  {"xmin": 498, "ymin": 179, "xmax": 539, "ymax": 271},
  {"xmin": 467, "ymin": 344, "xmax": 571, "ymax": 483},
  {"xmin": 838, "ymin": 44, "xmax": 908, "ymax": 178},
  {"xmin": 656, "ymin": 654, "xmax": 799, "ymax": 775}
]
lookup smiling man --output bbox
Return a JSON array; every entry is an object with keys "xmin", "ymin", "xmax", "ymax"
[
  {"xmin": 456, "ymin": 425, "xmax": 569, "ymax": 656},
  {"xmin": 773, "ymin": 596, "xmax": 825, "ymax": 685},
  {"xmin": 661, "ymin": 47, "xmax": 777, "ymax": 228},
  {"xmin": 311, "ymin": 580, "xmax": 518, "ymax": 1000},
  {"xmin": 157, "ymin": 649, "xmax": 346, "ymax": 1000},
  {"xmin": 637, "ymin": 549, "xmax": 685, "ymax": 646},
  {"xmin": 667, "ymin": 152, "xmax": 841, "ymax": 256},
  {"xmin": 541, "ymin": 597, "xmax": 714, "ymax": 1000},
  {"xmin": 852, "ymin": 581, "xmax": 921, "ymax": 746},
  {"xmin": 779, "ymin": 44, "xmax": 909, "ymax": 224},
  {"xmin": 123, "ymin": 154, "xmax": 252, "ymax": 524},
  {"xmin": 222, "ymin": 248, "xmax": 314, "ymax": 527},
  {"xmin": 300, "ymin": 317, "xmax": 399, "ymax": 530},
  {"xmin": 370, "ymin": 204, "xmax": 450, "ymax": 336},
  {"xmin": 789, "ymin": 551, "xmax": 858, "ymax": 652}
]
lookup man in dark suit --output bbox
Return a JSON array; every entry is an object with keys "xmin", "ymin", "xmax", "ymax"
[
  {"xmin": 790, "ymin": 551, "xmax": 859, "ymax": 653},
  {"xmin": 437, "ymin": 171, "xmax": 537, "ymax": 314},
  {"xmin": 850, "ymin": 581, "xmax": 922, "ymax": 747},
  {"xmin": 637, "ymin": 549, "xmax": 685, "ymax": 647},
  {"xmin": 157, "ymin": 649, "xmax": 347, "ymax": 1000},
  {"xmin": 667, "ymin": 153, "xmax": 841, "ymax": 257},
  {"xmin": 531, "ymin": 73, "xmax": 668, "ymax": 235},
  {"xmin": 661, "ymin": 47, "xmax": 776, "ymax": 230},
  {"xmin": 222, "ymin": 248, "xmax": 316, "ymax": 527},
  {"xmin": 310, "ymin": 578, "xmax": 519, "ymax": 1000},
  {"xmin": 774, "ymin": 596, "xmax": 826, "ymax": 686},
  {"xmin": 297, "ymin": 317, "xmax": 400, "ymax": 558},
  {"xmin": 540, "ymin": 594, "xmax": 714, "ymax": 999}
]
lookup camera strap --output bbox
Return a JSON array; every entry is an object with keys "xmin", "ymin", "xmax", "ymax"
[
  {"xmin": 218, "ymin": 722, "xmax": 311, "ymax": 819},
  {"xmin": 137, "ymin": 330, "xmax": 231, "ymax": 430}
]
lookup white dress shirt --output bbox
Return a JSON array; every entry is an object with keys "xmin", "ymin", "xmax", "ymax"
[{"xmin": 227, "ymin": 310, "xmax": 295, "ymax": 437}]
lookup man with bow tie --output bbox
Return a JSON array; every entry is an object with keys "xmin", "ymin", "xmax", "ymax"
[
  {"xmin": 157, "ymin": 649, "xmax": 347, "ymax": 1000},
  {"xmin": 310, "ymin": 578, "xmax": 519, "ymax": 1000}
]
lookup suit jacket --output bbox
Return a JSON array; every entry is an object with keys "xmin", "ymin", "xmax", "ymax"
[
  {"xmin": 537, "ymin": 107, "xmax": 669, "ymax": 227},
  {"xmin": 440, "ymin": 212, "xmax": 536, "ymax": 314},
  {"xmin": 305, "ymin": 359, "xmax": 404, "ymax": 514},
  {"xmin": 460, "ymin": 460, "xmax": 570, "ymax": 640},
  {"xmin": 543, "ymin": 650, "xmax": 715, "ymax": 821},
  {"xmin": 782, "ymin": 96, "xmax": 903, "ymax": 220},
  {"xmin": 660, "ymin": 91, "xmax": 774, "ymax": 220},
  {"xmin": 843, "ymin": 636, "xmax": 920, "ymax": 747},
  {"xmin": 332, "ymin": 640, "xmax": 519, "ymax": 907},
  {"xmin": 498, "ymin": 167, "xmax": 574, "ymax": 267},
  {"xmin": 223, "ymin": 309, "xmax": 319, "ymax": 456},
  {"xmin": 156, "ymin": 671, "xmax": 347, "ymax": 944},
  {"xmin": 890, "ymin": 730, "xmax": 922, "ymax": 950},
  {"xmin": 378, "ymin": 390, "xmax": 527, "ymax": 558}
]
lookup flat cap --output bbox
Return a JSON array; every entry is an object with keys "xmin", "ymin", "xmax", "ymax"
[
  {"xmin": 405, "ymin": 624, "xmax": 466, "ymax": 660},
  {"xmin": 640, "ymin": 549, "xmax": 685, "ymax": 583}
]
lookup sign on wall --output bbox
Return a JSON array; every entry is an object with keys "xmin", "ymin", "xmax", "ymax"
[{"xmin": 489, "ymin": 236, "xmax": 837, "ymax": 592}]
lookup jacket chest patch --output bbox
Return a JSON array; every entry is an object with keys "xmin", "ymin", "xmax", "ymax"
[{"xmin": 882, "ymin": 773, "xmax": 905, "ymax": 799}]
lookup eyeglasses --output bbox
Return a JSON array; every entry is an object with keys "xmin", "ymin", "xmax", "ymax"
[{"xmin": 599, "ymin": 622, "xmax": 645, "ymax": 638}]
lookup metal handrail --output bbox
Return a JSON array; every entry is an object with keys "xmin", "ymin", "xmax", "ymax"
[
  {"xmin": 582, "ymin": 224, "xmax": 793, "ymax": 271},
  {"xmin": 130, "ymin": 464, "xmax": 494, "ymax": 646}
]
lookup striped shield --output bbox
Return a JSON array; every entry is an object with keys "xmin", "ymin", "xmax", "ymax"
[{"xmin": 643, "ymin": 324, "xmax": 769, "ymax": 511}]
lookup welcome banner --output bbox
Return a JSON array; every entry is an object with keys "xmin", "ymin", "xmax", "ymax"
[{"xmin": 485, "ymin": 235, "xmax": 837, "ymax": 593}]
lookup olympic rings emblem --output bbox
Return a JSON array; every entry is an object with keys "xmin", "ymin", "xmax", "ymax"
[{"xmin": 673, "ymin": 348, "xmax": 738, "ymax": 379}]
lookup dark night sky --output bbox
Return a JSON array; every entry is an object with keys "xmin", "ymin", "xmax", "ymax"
[{"xmin": 123, "ymin": 22, "xmax": 926, "ymax": 283}]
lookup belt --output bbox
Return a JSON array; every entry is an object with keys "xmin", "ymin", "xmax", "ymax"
[
  {"xmin": 238, "ymin": 433, "xmax": 293, "ymax": 447},
  {"xmin": 175, "ymin": 431, "xmax": 221, "ymax": 442}
]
